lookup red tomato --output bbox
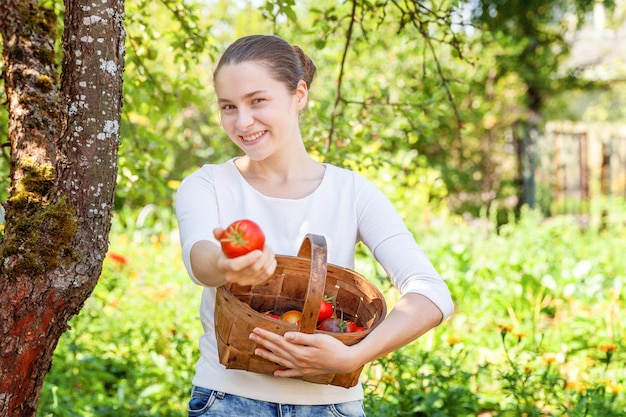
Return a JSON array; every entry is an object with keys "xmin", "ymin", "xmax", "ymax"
[
  {"xmin": 344, "ymin": 320, "xmax": 360, "ymax": 333},
  {"xmin": 219, "ymin": 219, "xmax": 265, "ymax": 258},
  {"xmin": 318, "ymin": 317, "xmax": 348, "ymax": 333},
  {"xmin": 262, "ymin": 311, "xmax": 280, "ymax": 320},
  {"xmin": 317, "ymin": 296, "xmax": 334, "ymax": 324},
  {"xmin": 280, "ymin": 310, "xmax": 302, "ymax": 325}
]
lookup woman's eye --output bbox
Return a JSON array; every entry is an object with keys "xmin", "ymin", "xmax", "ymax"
[
  {"xmin": 252, "ymin": 98, "xmax": 266, "ymax": 104},
  {"xmin": 221, "ymin": 104, "xmax": 235, "ymax": 110}
]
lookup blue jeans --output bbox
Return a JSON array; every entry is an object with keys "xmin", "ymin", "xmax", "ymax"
[{"xmin": 188, "ymin": 386, "xmax": 366, "ymax": 417}]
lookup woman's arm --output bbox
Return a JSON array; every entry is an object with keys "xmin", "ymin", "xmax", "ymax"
[
  {"xmin": 176, "ymin": 171, "xmax": 277, "ymax": 288},
  {"xmin": 349, "ymin": 292, "xmax": 442, "ymax": 366},
  {"xmin": 189, "ymin": 232, "xmax": 277, "ymax": 288}
]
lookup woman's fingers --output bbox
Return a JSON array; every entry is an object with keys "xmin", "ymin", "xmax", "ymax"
[
  {"xmin": 217, "ymin": 246, "xmax": 276, "ymax": 286},
  {"xmin": 249, "ymin": 328, "xmax": 359, "ymax": 376}
]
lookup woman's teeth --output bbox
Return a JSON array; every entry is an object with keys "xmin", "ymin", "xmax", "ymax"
[{"xmin": 241, "ymin": 131, "xmax": 264, "ymax": 142}]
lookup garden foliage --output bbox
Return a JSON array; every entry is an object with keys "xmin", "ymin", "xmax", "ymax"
[{"xmin": 38, "ymin": 201, "xmax": 625, "ymax": 416}]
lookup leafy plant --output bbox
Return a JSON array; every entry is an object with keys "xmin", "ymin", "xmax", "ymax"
[{"xmin": 38, "ymin": 202, "xmax": 626, "ymax": 416}]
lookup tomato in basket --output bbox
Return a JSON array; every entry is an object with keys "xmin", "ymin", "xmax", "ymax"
[
  {"xmin": 280, "ymin": 310, "xmax": 302, "ymax": 325},
  {"xmin": 317, "ymin": 296, "xmax": 334, "ymax": 324},
  {"xmin": 263, "ymin": 311, "xmax": 280, "ymax": 320},
  {"xmin": 318, "ymin": 317, "xmax": 366, "ymax": 333},
  {"xmin": 318, "ymin": 317, "xmax": 347, "ymax": 333}
]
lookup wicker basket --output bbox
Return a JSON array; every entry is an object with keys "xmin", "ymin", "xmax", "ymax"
[{"xmin": 215, "ymin": 233, "xmax": 387, "ymax": 388}]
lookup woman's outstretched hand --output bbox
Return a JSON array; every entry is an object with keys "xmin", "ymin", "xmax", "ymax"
[{"xmin": 213, "ymin": 228, "xmax": 277, "ymax": 287}]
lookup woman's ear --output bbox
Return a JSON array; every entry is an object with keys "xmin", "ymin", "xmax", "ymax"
[{"xmin": 295, "ymin": 80, "xmax": 308, "ymax": 108}]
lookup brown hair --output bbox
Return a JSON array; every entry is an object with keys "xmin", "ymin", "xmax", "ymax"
[{"xmin": 214, "ymin": 35, "xmax": 317, "ymax": 93}]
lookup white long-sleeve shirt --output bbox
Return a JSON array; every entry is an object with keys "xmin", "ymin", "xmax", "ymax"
[{"xmin": 175, "ymin": 158, "xmax": 454, "ymax": 405}]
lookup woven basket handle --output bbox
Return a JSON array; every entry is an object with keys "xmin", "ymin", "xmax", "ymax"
[{"xmin": 297, "ymin": 234, "xmax": 327, "ymax": 334}]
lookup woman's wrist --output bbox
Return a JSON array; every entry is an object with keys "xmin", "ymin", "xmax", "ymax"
[{"xmin": 190, "ymin": 240, "xmax": 226, "ymax": 287}]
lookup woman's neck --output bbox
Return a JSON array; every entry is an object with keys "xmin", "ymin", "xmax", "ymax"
[{"xmin": 234, "ymin": 154, "xmax": 325, "ymax": 199}]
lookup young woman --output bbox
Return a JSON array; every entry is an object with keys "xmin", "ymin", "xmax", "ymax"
[{"xmin": 175, "ymin": 34, "xmax": 454, "ymax": 417}]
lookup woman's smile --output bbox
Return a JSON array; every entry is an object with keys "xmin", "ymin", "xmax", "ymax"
[{"xmin": 240, "ymin": 130, "xmax": 267, "ymax": 144}]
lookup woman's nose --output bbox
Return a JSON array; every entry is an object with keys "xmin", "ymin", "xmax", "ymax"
[{"xmin": 235, "ymin": 108, "xmax": 254, "ymax": 130}]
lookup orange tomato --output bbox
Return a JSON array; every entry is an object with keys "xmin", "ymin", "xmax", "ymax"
[{"xmin": 280, "ymin": 310, "xmax": 302, "ymax": 325}]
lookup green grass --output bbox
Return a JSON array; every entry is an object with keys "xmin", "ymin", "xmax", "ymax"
[{"xmin": 37, "ymin": 203, "xmax": 626, "ymax": 416}]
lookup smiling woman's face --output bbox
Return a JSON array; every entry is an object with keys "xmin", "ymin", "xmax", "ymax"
[{"xmin": 214, "ymin": 61, "xmax": 307, "ymax": 162}]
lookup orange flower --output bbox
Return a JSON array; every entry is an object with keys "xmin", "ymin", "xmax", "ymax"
[
  {"xmin": 566, "ymin": 380, "xmax": 588, "ymax": 393},
  {"xmin": 147, "ymin": 286, "xmax": 178, "ymax": 302},
  {"xmin": 542, "ymin": 352, "xmax": 565, "ymax": 365},
  {"xmin": 498, "ymin": 324, "xmax": 513, "ymax": 333},
  {"xmin": 599, "ymin": 343, "xmax": 618, "ymax": 365},
  {"xmin": 381, "ymin": 374, "xmax": 396, "ymax": 384},
  {"xmin": 498, "ymin": 324, "xmax": 513, "ymax": 340},
  {"xmin": 543, "ymin": 353, "xmax": 558, "ymax": 364},
  {"xmin": 599, "ymin": 344, "xmax": 618, "ymax": 353},
  {"xmin": 148, "ymin": 288, "xmax": 171, "ymax": 302},
  {"xmin": 446, "ymin": 336, "xmax": 462, "ymax": 346},
  {"xmin": 106, "ymin": 251, "xmax": 129, "ymax": 265}
]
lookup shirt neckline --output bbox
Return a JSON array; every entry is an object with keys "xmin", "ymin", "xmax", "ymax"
[{"xmin": 228, "ymin": 158, "xmax": 328, "ymax": 201}]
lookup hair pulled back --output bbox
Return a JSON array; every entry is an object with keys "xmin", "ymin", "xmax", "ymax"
[{"xmin": 214, "ymin": 35, "xmax": 317, "ymax": 93}]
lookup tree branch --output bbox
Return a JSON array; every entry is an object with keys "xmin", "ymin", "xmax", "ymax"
[{"xmin": 326, "ymin": 0, "xmax": 357, "ymax": 152}]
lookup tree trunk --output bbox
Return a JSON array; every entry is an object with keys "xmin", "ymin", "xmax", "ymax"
[{"xmin": 0, "ymin": 0, "xmax": 125, "ymax": 415}]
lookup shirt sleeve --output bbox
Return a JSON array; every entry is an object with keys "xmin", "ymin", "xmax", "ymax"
[
  {"xmin": 354, "ymin": 174, "xmax": 454, "ymax": 321},
  {"xmin": 175, "ymin": 167, "xmax": 219, "ymax": 285}
]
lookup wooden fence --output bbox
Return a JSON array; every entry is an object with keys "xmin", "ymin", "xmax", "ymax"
[{"xmin": 537, "ymin": 121, "xmax": 626, "ymax": 213}]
